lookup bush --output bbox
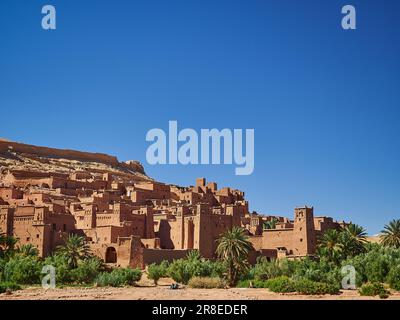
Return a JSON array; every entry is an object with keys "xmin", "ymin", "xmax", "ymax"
[
  {"xmin": 264, "ymin": 276, "xmax": 296, "ymax": 293},
  {"xmin": 3, "ymin": 256, "xmax": 42, "ymax": 284},
  {"xmin": 96, "ymin": 268, "xmax": 142, "ymax": 287},
  {"xmin": 343, "ymin": 246, "xmax": 400, "ymax": 285},
  {"xmin": 188, "ymin": 277, "xmax": 226, "ymax": 289},
  {"xmin": 43, "ymin": 254, "xmax": 73, "ymax": 284},
  {"xmin": 358, "ymin": 282, "xmax": 389, "ymax": 299},
  {"xmin": 253, "ymin": 258, "xmax": 293, "ymax": 281},
  {"xmin": 387, "ymin": 265, "xmax": 400, "ymax": 291},
  {"xmin": 263, "ymin": 276, "xmax": 339, "ymax": 295},
  {"xmin": 0, "ymin": 259, "xmax": 6, "ymax": 282},
  {"xmin": 293, "ymin": 257, "xmax": 341, "ymax": 286},
  {"xmin": 167, "ymin": 259, "xmax": 194, "ymax": 284},
  {"xmin": 209, "ymin": 260, "xmax": 227, "ymax": 279},
  {"xmin": 148, "ymin": 261, "xmax": 169, "ymax": 285},
  {"xmin": 293, "ymin": 278, "xmax": 340, "ymax": 295},
  {"xmin": 0, "ymin": 282, "xmax": 21, "ymax": 293},
  {"xmin": 236, "ymin": 279, "xmax": 269, "ymax": 288},
  {"xmin": 70, "ymin": 257, "xmax": 104, "ymax": 284}
]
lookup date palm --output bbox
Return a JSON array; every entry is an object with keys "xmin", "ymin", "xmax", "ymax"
[
  {"xmin": 216, "ymin": 227, "xmax": 253, "ymax": 286},
  {"xmin": 317, "ymin": 229, "xmax": 343, "ymax": 263},
  {"xmin": 17, "ymin": 244, "xmax": 39, "ymax": 257},
  {"xmin": 57, "ymin": 234, "xmax": 91, "ymax": 268},
  {"xmin": 0, "ymin": 232, "xmax": 18, "ymax": 259},
  {"xmin": 341, "ymin": 224, "xmax": 367, "ymax": 256},
  {"xmin": 263, "ymin": 218, "xmax": 278, "ymax": 230},
  {"xmin": 380, "ymin": 219, "xmax": 400, "ymax": 248}
]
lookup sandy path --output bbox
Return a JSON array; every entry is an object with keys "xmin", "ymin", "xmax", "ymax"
[{"xmin": 2, "ymin": 286, "xmax": 400, "ymax": 300}]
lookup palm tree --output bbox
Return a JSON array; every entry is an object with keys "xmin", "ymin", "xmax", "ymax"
[
  {"xmin": 380, "ymin": 219, "xmax": 400, "ymax": 248},
  {"xmin": 57, "ymin": 234, "xmax": 91, "ymax": 268},
  {"xmin": 17, "ymin": 244, "xmax": 39, "ymax": 257},
  {"xmin": 263, "ymin": 218, "xmax": 278, "ymax": 230},
  {"xmin": 317, "ymin": 229, "xmax": 343, "ymax": 263},
  {"xmin": 216, "ymin": 227, "xmax": 253, "ymax": 286},
  {"xmin": 0, "ymin": 232, "xmax": 18, "ymax": 259},
  {"xmin": 341, "ymin": 224, "xmax": 368, "ymax": 256}
]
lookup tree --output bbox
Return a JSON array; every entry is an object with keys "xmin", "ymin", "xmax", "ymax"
[
  {"xmin": 216, "ymin": 227, "xmax": 253, "ymax": 286},
  {"xmin": 0, "ymin": 232, "xmax": 18, "ymax": 259},
  {"xmin": 380, "ymin": 219, "xmax": 400, "ymax": 248},
  {"xmin": 341, "ymin": 224, "xmax": 367, "ymax": 257},
  {"xmin": 56, "ymin": 234, "xmax": 91, "ymax": 268},
  {"xmin": 16, "ymin": 244, "xmax": 39, "ymax": 257},
  {"xmin": 317, "ymin": 229, "xmax": 343, "ymax": 263},
  {"xmin": 147, "ymin": 261, "xmax": 169, "ymax": 285},
  {"xmin": 263, "ymin": 218, "xmax": 278, "ymax": 230}
]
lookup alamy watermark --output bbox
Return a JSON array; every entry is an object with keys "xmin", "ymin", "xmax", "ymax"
[
  {"xmin": 41, "ymin": 265, "xmax": 56, "ymax": 289},
  {"xmin": 39, "ymin": 4, "xmax": 356, "ymax": 31},
  {"xmin": 145, "ymin": 121, "xmax": 255, "ymax": 175}
]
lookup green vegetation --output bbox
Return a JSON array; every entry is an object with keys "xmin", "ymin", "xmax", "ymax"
[
  {"xmin": 56, "ymin": 234, "xmax": 91, "ymax": 268},
  {"xmin": 2, "ymin": 221, "xmax": 400, "ymax": 297},
  {"xmin": 216, "ymin": 227, "xmax": 253, "ymax": 286},
  {"xmin": 0, "ymin": 282, "xmax": 21, "ymax": 294},
  {"xmin": 231, "ymin": 223, "xmax": 400, "ymax": 296},
  {"xmin": 358, "ymin": 282, "xmax": 389, "ymax": 299},
  {"xmin": 165, "ymin": 250, "xmax": 226, "ymax": 284},
  {"xmin": 264, "ymin": 276, "xmax": 296, "ymax": 293},
  {"xmin": 380, "ymin": 219, "xmax": 400, "ymax": 248},
  {"xmin": 96, "ymin": 268, "xmax": 142, "ymax": 287},
  {"xmin": 147, "ymin": 261, "xmax": 169, "ymax": 285},
  {"xmin": 263, "ymin": 218, "xmax": 278, "ymax": 230},
  {"xmin": 188, "ymin": 277, "xmax": 226, "ymax": 289},
  {"xmin": 0, "ymin": 231, "xmax": 139, "ymax": 290}
]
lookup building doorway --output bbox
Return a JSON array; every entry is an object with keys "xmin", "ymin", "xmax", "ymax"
[{"xmin": 105, "ymin": 247, "xmax": 117, "ymax": 263}]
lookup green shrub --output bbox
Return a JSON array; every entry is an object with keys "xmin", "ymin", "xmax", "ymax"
[
  {"xmin": 0, "ymin": 282, "xmax": 21, "ymax": 293},
  {"xmin": 0, "ymin": 258, "xmax": 6, "ymax": 282},
  {"xmin": 236, "ymin": 279, "xmax": 252, "ymax": 288},
  {"xmin": 264, "ymin": 276, "xmax": 296, "ymax": 293},
  {"xmin": 387, "ymin": 265, "xmax": 400, "ymax": 291},
  {"xmin": 167, "ymin": 259, "xmax": 194, "ymax": 284},
  {"xmin": 43, "ymin": 254, "xmax": 73, "ymax": 284},
  {"xmin": 148, "ymin": 261, "xmax": 169, "ymax": 285},
  {"xmin": 165, "ymin": 253, "xmax": 227, "ymax": 285},
  {"xmin": 188, "ymin": 277, "xmax": 226, "ymax": 289},
  {"xmin": 96, "ymin": 268, "xmax": 142, "ymax": 287},
  {"xmin": 358, "ymin": 282, "xmax": 389, "ymax": 298},
  {"xmin": 293, "ymin": 278, "xmax": 340, "ymax": 295},
  {"xmin": 292, "ymin": 257, "xmax": 342, "ymax": 286},
  {"xmin": 253, "ymin": 258, "xmax": 293, "ymax": 281},
  {"xmin": 3, "ymin": 256, "xmax": 42, "ymax": 284},
  {"xmin": 70, "ymin": 257, "xmax": 104, "ymax": 284},
  {"xmin": 209, "ymin": 260, "xmax": 227, "ymax": 279},
  {"xmin": 343, "ymin": 246, "xmax": 400, "ymax": 285}
]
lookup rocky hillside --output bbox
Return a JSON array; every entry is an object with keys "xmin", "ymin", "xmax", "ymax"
[{"xmin": 0, "ymin": 140, "xmax": 152, "ymax": 183}]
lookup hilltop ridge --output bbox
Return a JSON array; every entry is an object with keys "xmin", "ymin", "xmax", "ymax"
[{"xmin": 0, "ymin": 140, "xmax": 150, "ymax": 183}]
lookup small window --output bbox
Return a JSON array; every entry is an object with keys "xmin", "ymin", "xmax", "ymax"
[
  {"xmin": 26, "ymin": 237, "xmax": 30, "ymax": 241},
  {"xmin": 52, "ymin": 223, "xmax": 56, "ymax": 231},
  {"xmin": 63, "ymin": 224, "xmax": 66, "ymax": 232},
  {"xmin": 36, "ymin": 234, "xmax": 40, "ymax": 238}
]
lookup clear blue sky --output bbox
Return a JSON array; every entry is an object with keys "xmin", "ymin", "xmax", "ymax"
[{"xmin": 1, "ymin": 0, "xmax": 399, "ymax": 234}]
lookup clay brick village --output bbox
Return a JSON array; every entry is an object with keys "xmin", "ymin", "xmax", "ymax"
[
  {"xmin": 1, "ymin": 138, "xmax": 400, "ymax": 300},
  {"xmin": 0, "ymin": 139, "xmax": 346, "ymax": 266}
]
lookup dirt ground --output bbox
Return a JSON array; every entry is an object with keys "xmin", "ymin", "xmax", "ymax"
[{"xmin": 1, "ymin": 277, "xmax": 400, "ymax": 300}]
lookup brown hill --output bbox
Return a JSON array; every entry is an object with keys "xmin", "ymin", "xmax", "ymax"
[{"xmin": 0, "ymin": 140, "xmax": 151, "ymax": 183}]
